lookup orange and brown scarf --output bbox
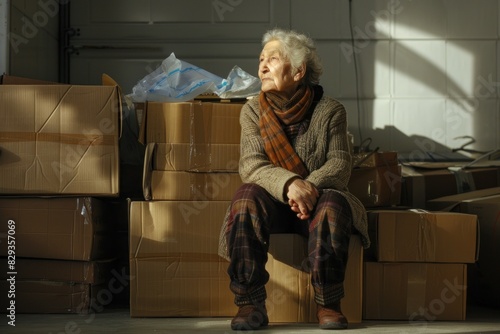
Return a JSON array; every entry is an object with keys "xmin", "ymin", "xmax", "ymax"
[{"xmin": 259, "ymin": 85, "xmax": 315, "ymax": 178}]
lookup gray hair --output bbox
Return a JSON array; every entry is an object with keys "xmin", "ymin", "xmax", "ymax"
[{"xmin": 262, "ymin": 28, "xmax": 323, "ymax": 86}]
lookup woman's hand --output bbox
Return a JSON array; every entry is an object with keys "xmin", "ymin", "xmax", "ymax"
[{"xmin": 286, "ymin": 178, "xmax": 319, "ymax": 220}]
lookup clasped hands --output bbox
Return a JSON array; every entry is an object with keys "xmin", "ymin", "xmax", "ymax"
[{"xmin": 286, "ymin": 177, "xmax": 319, "ymax": 220}]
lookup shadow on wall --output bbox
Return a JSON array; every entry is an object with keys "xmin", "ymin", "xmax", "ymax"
[{"xmin": 346, "ymin": 1, "xmax": 498, "ymax": 159}]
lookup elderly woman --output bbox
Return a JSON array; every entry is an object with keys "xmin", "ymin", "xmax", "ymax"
[{"xmin": 218, "ymin": 28, "xmax": 370, "ymax": 331}]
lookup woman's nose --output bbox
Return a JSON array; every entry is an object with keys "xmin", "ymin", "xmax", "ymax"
[{"xmin": 259, "ymin": 61, "xmax": 268, "ymax": 73}]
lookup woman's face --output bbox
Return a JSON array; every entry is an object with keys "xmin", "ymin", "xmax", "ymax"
[{"xmin": 258, "ymin": 40, "xmax": 302, "ymax": 98}]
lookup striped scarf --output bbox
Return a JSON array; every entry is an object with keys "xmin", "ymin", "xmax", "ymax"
[{"xmin": 259, "ymin": 85, "xmax": 314, "ymax": 178}]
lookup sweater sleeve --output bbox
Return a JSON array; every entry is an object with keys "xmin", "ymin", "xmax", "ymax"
[{"xmin": 238, "ymin": 99, "xmax": 299, "ymax": 202}]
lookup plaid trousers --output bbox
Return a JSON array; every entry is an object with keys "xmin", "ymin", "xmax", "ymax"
[{"xmin": 225, "ymin": 183, "xmax": 352, "ymax": 307}]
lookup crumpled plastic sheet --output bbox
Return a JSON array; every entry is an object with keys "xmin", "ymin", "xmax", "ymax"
[{"xmin": 127, "ymin": 52, "xmax": 261, "ymax": 103}]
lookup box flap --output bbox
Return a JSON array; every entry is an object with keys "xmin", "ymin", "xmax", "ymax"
[
  {"xmin": 427, "ymin": 187, "xmax": 500, "ymax": 211},
  {"xmin": 1, "ymin": 74, "xmax": 58, "ymax": 85}
]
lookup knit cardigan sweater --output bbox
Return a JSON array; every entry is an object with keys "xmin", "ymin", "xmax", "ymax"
[{"xmin": 218, "ymin": 95, "xmax": 370, "ymax": 260}]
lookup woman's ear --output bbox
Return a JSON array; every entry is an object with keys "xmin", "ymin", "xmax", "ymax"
[{"xmin": 294, "ymin": 64, "xmax": 306, "ymax": 82}]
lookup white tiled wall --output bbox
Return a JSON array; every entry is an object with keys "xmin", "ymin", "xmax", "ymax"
[
  {"xmin": 301, "ymin": 0, "xmax": 500, "ymax": 156},
  {"xmin": 8, "ymin": 0, "xmax": 498, "ymax": 157}
]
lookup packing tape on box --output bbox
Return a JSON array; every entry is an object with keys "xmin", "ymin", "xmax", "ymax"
[{"xmin": 412, "ymin": 209, "xmax": 437, "ymax": 262}]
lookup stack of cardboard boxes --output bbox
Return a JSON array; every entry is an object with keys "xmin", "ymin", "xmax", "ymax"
[
  {"xmin": 0, "ymin": 76, "xmax": 122, "ymax": 313},
  {"xmin": 129, "ymin": 100, "xmax": 243, "ymax": 317},
  {"xmin": 428, "ymin": 187, "xmax": 500, "ymax": 308},
  {"xmin": 363, "ymin": 210, "xmax": 478, "ymax": 320},
  {"xmin": 348, "ymin": 149, "xmax": 484, "ymax": 320}
]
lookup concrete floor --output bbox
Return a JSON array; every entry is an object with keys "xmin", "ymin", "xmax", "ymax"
[{"xmin": 1, "ymin": 304, "xmax": 499, "ymax": 334}]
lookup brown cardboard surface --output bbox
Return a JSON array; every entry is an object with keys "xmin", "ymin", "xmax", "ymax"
[
  {"xmin": 0, "ymin": 74, "xmax": 58, "ymax": 84},
  {"xmin": 129, "ymin": 200, "xmax": 231, "ymax": 259},
  {"xmin": 349, "ymin": 164, "xmax": 402, "ymax": 208},
  {"xmin": 426, "ymin": 187, "xmax": 500, "ymax": 211},
  {"xmin": 0, "ymin": 280, "xmax": 97, "ymax": 314},
  {"xmin": 130, "ymin": 255, "xmax": 234, "ymax": 317},
  {"xmin": 144, "ymin": 101, "xmax": 242, "ymax": 144},
  {"xmin": 129, "ymin": 200, "xmax": 233, "ymax": 317},
  {"xmin": 149, "ymin": 170, "xmax": 242, "ymax": 201},
  {"xmin": 400, "ymin": 166, "xmax": 500, "ymax": 209},
  {"xmin": 363, "ymin": 262, "xmax": 467, "ymax": 321},
  {"xmin": 0, "ymin": 84, "xmax": 120, "ymax": 196},
  {"xmin": 0, "ymin": 197, "xmax": 114, "ymax": 260},
  {"xmin": 153, "ymin": 142, "xmax": 240, "ymax": 172},
  {"xmin": 367, "ymin": 210, "xmax": 478, "ymax": 263},
  {"xmin": 0, "ymin": 258, "xmax": 114, "ymax": 284}
]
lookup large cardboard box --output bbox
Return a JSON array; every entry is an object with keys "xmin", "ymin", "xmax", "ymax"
[
  {"xmin": 363, "ymin": 262, "xmax": 467, "ymax": 321},
  {"xmin": 367, "ymin": 210, "xmax": 478, "ymax": 263},
  {"xmin": 146, "ymin": 170, "xmax": 242, "ymax": 201},
  {"xmin": 0, "ymin": 83, "xmax": 120, "ymax": 196},
  {"xmin": 400, "ymin": 165, "xmax": 500, "ymax": 209},
  {"xmin": 129, "ymin": 200, "xmax": 362, "ymax": 322},
  {"xmin": 0, "ymin": 197, "xmax": 115, "ymax": 260},
  {"xmin": 129, "ymin": 200, "xmax": 232, "ymax": 317},
  {"xmin": 153, "ymin": 142, "xmax": 240, "ymax": 172},
  {"xmin": 266, "ymin": 234, "xmax": 363, "ymax": 323},
  {"xmin": 349, "ymin": 151, "xmax": 402, "ymax": 208},
  {"xmin": 142, "ymin": 101, "xmax": 242, "ymax": 145},
  {"xmin": 130, "ymin": 255, "xmax": 233, "ymax": 317},
  {"xmin": 427, "ymin": 188, "xmax": 500, "ymax": 307}
]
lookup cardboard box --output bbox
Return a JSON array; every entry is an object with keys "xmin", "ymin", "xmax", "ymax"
[
  {"xmin": 129, "ymin": 200, "xmax": 232, "ymax": 317},
  {"xmin": 129, "ymin": 200, "xmax": 362, "ymax": 322},
  {"xmin": 0, "ymin": 258, "xmax": 114, "ymax": 284},
  {"xmin": 363, "ymin": 262, "xmax": 467, "ymax": 321},
  {"xmin": 130, "ymin": 255, "xmax": 234, "ymax": 317},
  {"xmin": 0, "ymin": 280, "xmax": 98, "ymax": 314},
  {"xmin": 352, "ymin": 150, "xmax": 398, "ymax": 169},
  {"xmin": 427, "ymin": 188, "xmax": 500, "ymax": 307},
  {"xmin": 153, "ymin": 142, "xmax": 240, "ymax": 172},
  {"xmin": 142, "ymin": 143, "xmax": 242, "ymax": 200},
  {"xmin": 426, "ymin": 187, "xmax": 500, "ymax": 211},
  {"xmin": 142, "ymin": 101, "xmax": 242, "ymax": 145},
  {"xmin": 129, "ymin": 200, "xmax": 231, "ymax": 260},
  {"xmin": 0, "ymin": 197, "xmax": 115, "ymax": 261},
  {"xmin": 147, "ymin": 170, "xmax": 242, "ymax": 201},
  {"xmin": 400, "ymin": 165, "xmax": 500, "ymax": 209},
  {"xmin": 349, "ymin": 164, "xmax": 402, "ymax": 208},
  {"xmin": 0, "ymin": 83, "xmax": 120, "ymax": 196},
  {"xmin": 367, "ymin": 210, "xmax": 478, "ymax": 263},
  {"xmin": 266, "ymin": 234, "xmax": 363, "ymax": 323}
]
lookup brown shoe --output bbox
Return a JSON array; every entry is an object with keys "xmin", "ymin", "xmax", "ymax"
[
  {"xmin": 317, "ymin": 304, "xmax": 348, "ymax": 330},
  {"xmin": 231, "ymin": 304, "xmax": 269, "ymax": 331}
]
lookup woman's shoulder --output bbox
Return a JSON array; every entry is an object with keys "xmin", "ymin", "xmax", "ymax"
[
  {"xmin": 317, "ymin": 95, "xmax": 345, "ymax": 110},
  {"xmin": 314, "ymin": 95, "xmax": 347, "ymax": 118},
  {"xmin": 244, "ymin": 95, "xmax": 260, "ymax": 109}
]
